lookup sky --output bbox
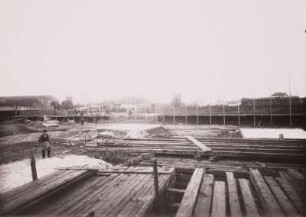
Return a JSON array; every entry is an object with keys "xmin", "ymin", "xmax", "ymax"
[{"xmin": 0, "ymin": 0, "xmax": 305, "ymax": 104}]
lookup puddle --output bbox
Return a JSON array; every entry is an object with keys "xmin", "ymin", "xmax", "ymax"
[{"xmin": 240, "ymin": 128, "xmax": 306, "ymax": 139}]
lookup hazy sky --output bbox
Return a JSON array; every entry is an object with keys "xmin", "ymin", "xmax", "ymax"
[{"xmin": 0, "ymin": 0, "xmax": 305, "ymax": 103}]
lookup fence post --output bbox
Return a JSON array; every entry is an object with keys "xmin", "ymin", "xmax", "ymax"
[
  {"xmin": 153, "ymin": 158, "xmax": 160, "ymax": 212},
  {"xmin": 30, "ymin": 152, "xmax": 38, "ymax": 181}
]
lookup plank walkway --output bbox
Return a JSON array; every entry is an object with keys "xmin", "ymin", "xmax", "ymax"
[
  {"xmin": 178, "ymin": 168, "xmax": 306, "ymax": 217},
  {"xmin": 0, "ymin": 167, "xmax": 174, "ymax": 217}
]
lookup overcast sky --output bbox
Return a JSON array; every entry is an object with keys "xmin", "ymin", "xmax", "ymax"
[{"xmin": 0, "ymin": 0, "xmax": 305, "ymax": 103}]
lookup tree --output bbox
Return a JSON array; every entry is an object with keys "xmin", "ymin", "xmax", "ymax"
[
  {"xmin": 172, "ymin": 94, "xmax": 183, "ymax": 108},
  {"xmin": 50, "ymin": 100, "xmax": 61, "ymax": 110},
  {"xmin": 61, "ymin": 97, "xmax": 74, "ymax": 110}
]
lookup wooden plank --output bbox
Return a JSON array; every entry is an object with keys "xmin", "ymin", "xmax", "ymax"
[
  {"xmin": 35, "ymin": 176, "xmax": 105, "ymax": 215},
  {"xmin": 275, "ymin": 177, "xmax": 306, "ymax": 215},
  {"xmin": 0, "ymin": 170, "xmax": 73, "ymax": 203},
  {"xmin": 194, "ymin": 174, "xmax": 214, "ymax": 217},
  {"xmin": 117, "ymin": 174, "xmax": 171, "ymax": 217},
  {"xmin": 285, "ymin": 170, "xmax": 306, "ymax": 199},
  {"xmin": 93, "ymin": 174, "xmax": 153, "ymax": 216},
  {"xmin": 168, "ymin": 203, "xmax": 181, "ymax": 208},
  {"xmin": 287, "ymin": 169, "xmax": 306, "ymax": 181},
  {"xmin": 211, "ymin": 181, "xmax": 226, "ymax": 217},
  {"xmin": 238, "ymin": 178, "xmax": 260, "ymax": 217},
  {"xmin": 0, "ymin": 170, "xmax": 91, "ymax": 216},
  {"xmin": 98, "ymin": 167, "xmax": 174, "ymax": 175},
  {"xmin": 264, "ymin": 176, "xmax": 299, "ymax": 217},
  {"xmin": 226, "ymin": 172, "xmax": 242, "ymax": 217},
  {"xmin": 175, "ymin": 168, "xmax": 205, "ymax": 217},
  {"xmin": 185, "ymin": 136, "xmax": 212, "ymax": 152},
  {"xmin": 102, "ymin": 174, "xmax": 156, "ymax": 217},
  {"xmin": 250, "ymin": 168, "xmax": 285, "ymax": 217},
  {"xmin": 49, "ymin": 173, "xmax": 126, "ymax": 216},
  {"xmin": 70, "ymin": 173, "xmax": 139, "ymax": 215},
  {"xmin": 166, "ymin": 188, "xmax": 185, "ymax": 194}
]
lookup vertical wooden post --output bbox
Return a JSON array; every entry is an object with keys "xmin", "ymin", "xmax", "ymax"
[
  {"xmin": 144, "ymin": 103, "xmax": 147, "ymax": 123},
  {"xmin": 223, "ymin": 104, "xmax": 225, "ymax": 125},
  {"xmin": 15, "ymin": 104, "xmax": 18, "ymax": 117},
  {"xmin": 253, "ymin": 98, "xmax": 256, "ymax": 127},
  {"xmin": 155, "ymin": 106, "xmax": 158, "ymax": 123},
  {"xmin": 270, "ymin": 97, "xmax": 273, "ymax": 126},
  {"xmin": 173, "ymin": 105, "xmax": 176, "ymax": 124},
  {"xmin": 30, "ymin": 152, "xmax": 38, "ymax": 181},
  {"xmin": 238, "ymin": 104, "xmax": 240, "ymax": 126},
  {"xmin": 269, "ymin": 81, "xmax": 273, "ymax": 127},
  {"xmin": 185, "ymin": 105, "xmax": 188, "ymax": 124},
  {"xmin": 153, "ymin": 158, "xmax": 160, "ymax": 212},
  {"xmin": 209, "ymin": 104, "xmax": 212, "ymax": 126},
  {"xmin": 162, "ymin": 105, "xmax": 165, "ymax": 123},
  {"xmin": 289, "ymin": 74, "xmax": 292, "ymax": 127},
  {"xmin": 196, "ymin": 104, "xmax": 199, "ymax": 125}
]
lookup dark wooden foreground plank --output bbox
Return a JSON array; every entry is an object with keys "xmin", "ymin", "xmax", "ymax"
[
  {"xmin": 194, "ymin": 174, "xmax": 214, "ymax": 217},
  {"xmin": 185, "ymin": 136, "xmax": 212, "ymax": 152},
  {"xmin": 281, "ymin": 170, "xmax": 306, "ymax": 202},
  {"xmin": 92, "ymin": 173, "xmax": 153, "ymax": 216},
  {"xmin": 30, "ymin": 176, "xmax": 105, "ymax": 215},
  {"xmin": 250, "ymin": 168, "xmax": 285, "ymax": 217},
  {"xmin": 68, "ymin": 174, "xmax": 138, "ymax": 216},
  {"xmin": 101, "ymin": 174, "xmax": 154, "ymax": 217},
  {"xmin": 238, "ymin": 178, "xmax": 260, "ymax": 217},
  {"xmin": 175, "ymin": 168, "xmax": 205, "ymax": 217},
  {"xmin": 264, "ymin": 176, "xmax": 299, "ymax": 217},
  {"xmin": 0, "ymin": 169, "xmax": 94, "ymax": 216},
  {"xmin": 276, "ymin": 176, "xmax": 306, "ymax": 215},
  {"xmin": 226, "ymin": 172, "xmax": 242, "ymax": 217},
  {"xmin": 117, "ymin": 175, "xmax": 170, "ymax": 217},
  {"xmin": 211, "ymin": 181, "xmax": 226, "ymax": 217},
  {"xmin": 48, "ymin": 173, "xmax": 126, "ymax": 216},
  {"xmin": 0, "ymin": 170, "xmax": 73, "ymax": 203}
]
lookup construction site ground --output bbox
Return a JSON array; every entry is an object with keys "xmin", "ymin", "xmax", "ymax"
[{"xmin": 0, "ymin": 121, "xmax": 241, "ymax": 165}]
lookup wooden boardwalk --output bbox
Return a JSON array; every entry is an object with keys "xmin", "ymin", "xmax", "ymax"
[
  {"xmin": 172, "ymin": 168, "xmax": 306, "ymax": 217},
  {"xmin": 0, "ymin": 167, "xmax": 174, "ymax": 217}
]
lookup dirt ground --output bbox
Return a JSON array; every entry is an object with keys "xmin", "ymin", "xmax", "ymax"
[{"xmin": 0, "ymin": 121, "xmax": 241, "ymax": 165}]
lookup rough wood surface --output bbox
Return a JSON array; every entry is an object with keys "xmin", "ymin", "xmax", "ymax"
[
  {"xmin": 250, "ymin": 168, "xmax": 285, "ymax": 217},
  {"xmin": 0, "ymin": 170, "xmax": 93, "ymax": 216},
  {"xmin": 175, "ymin": 168, "xmax": 205, "ymax": 217},
  {"xmin": 264, "ymin": 176, "xmax": 299, "ymax": 217},
  {"xmin": 276, "ymin": 176, "xmax": 306, "ymax": 215},
  {"xmin": 238, "ymin": 178, "xmax": 260, "ymax": 217},
  {"xmin": 211, "ymin": 181, "xmax": 226, "ymax": 217},
  {"xmin": 226, "ymin": 172, "xmax": 242, "ymax": 217},
  {"xmin": 194, "ymin": 174, "xmax": 214, "ymax": 217},
  {"xmin": 185, "ymin": 136, "xmax": 212, "ymax": 152}
]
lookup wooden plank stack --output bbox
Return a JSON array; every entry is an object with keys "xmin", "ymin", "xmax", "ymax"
[
  {"xmin": 0, "ymin": 169, "xmax": 95, "ymax": 216},
  {"xmin": 88, "ymin": 137, "xmax": 306, "ymax": 162},
  {"xmin": 0, "ymin": 167, "xmax": 175, "ymax": 217}
]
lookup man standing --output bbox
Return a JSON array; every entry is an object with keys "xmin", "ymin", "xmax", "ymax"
[{"xmin": 38, "ymin": 129, "xmax": 51, "ymax": 158}]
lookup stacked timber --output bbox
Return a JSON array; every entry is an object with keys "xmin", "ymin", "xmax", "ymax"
[
  {"xmin": 0, "ymin": 169, "xmax": 95, "ymax": 216},
  {"xmin": 87, "ymin": 137, "xmax": 306, "ymax": 162},
  {"xmin": 0, "ymin": 167, "xmax": 175, "ymax": 217}
]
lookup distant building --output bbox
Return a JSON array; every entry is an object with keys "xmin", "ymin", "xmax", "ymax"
[
  {"xmin": 240, "ymin": 96, "xmax": 305, "ymax": 107},
  {"xmin": 0, "ymin": 95, "xmax": 57, "ymax": 111}
]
